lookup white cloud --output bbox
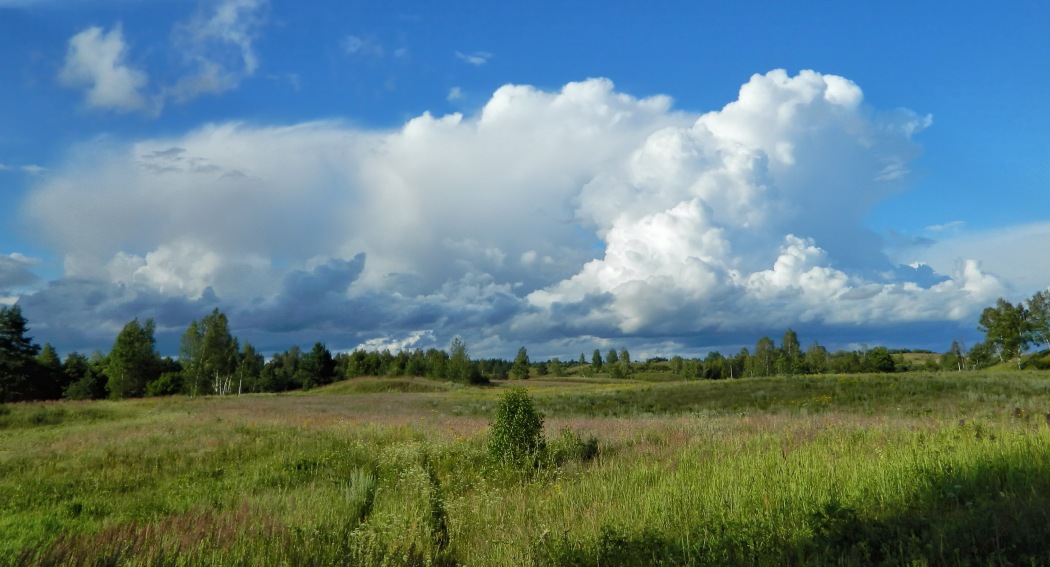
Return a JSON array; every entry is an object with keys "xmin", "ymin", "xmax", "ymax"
[
  {"xmin": 925, "ymin": 220, "xmax": 965, "ymax": 232},
  {"xmin": 56, "ymin": 1, "xmax": 268, "ymax": 115},
  {"xmin": 168, "ymin": 0, "xmax": 267, "ymax": 102},
  {"xmin": 455, "ymin": 50, "xmax": 491, "ymax": 66},
  {"xmin": 447, "ymin": 86, "xmax": 463, "ymax": 101},
  {"xmin": 529, "ymin": 71, "xmax": 996, "ymax": 335},
  {"xmin": 355, "ymin": 330, "xmax": 435, "ymax": 353},
  {"xmin": 58, "ymin": 24, "xmax": 150, "ymax": 113},
  {"xmin": 20, "ymin": 71, "xmax": 1015, "ymax": 354},
  {"xmin": 895, "ymin": 221, "xmax": 1050, "ymax": 297}
]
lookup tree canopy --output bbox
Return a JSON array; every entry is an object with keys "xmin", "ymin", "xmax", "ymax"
[
  {"xmin": 0, "ymin": 305, "xmax": 41, "ymax": 402},
  {"xmin": 107, "ymin": 318, "xmax": 160, "ymax": 399}
]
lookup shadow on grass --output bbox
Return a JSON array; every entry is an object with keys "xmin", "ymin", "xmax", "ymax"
[
  {"xmin": 805, "ymin": 451, "xmax": 1050, "ymax": 565},
  {"xmin": 534, "ymin": 451, "xmax": 1050, "ymax": 566}
]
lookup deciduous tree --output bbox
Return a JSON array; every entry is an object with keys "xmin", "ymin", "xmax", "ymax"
[
  {"xmin": 752, "ymin": 336, "xmax": 776, "ymax": 377},
  {"xmin": 979, "ymin": 298, "xmax": 1031, "ymax": 369},
  {"xmin": 181, "ymin": 309, "xmax": 239, "ymax": 395},
  {"xmin": 778, "ymin": 328, "xmax": 803, "ymax": 375},
  {"xmin": 804, "ymin": 341, "xmax": 829, "ymax": 374},
  {"xmin": 512, "ymin": 347, "xmax": 530, "ymax": 380},
  {"xmin": 1026, "ymin": 289, "xmax": 1050, "ymax": 352},
  {"xmin": 107, "ymin": 318, "xmax": 160, "ymax": 399}
]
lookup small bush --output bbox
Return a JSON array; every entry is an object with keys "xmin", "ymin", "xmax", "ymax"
[
  {"xmin": 545, "ymin": 428, "xmax": 600, "ymax": 466},
  {"xmin": 146, "ymin": 372, "xmax": 184, "ymax": 397},
  {"xmin": 488, "ymin": 388, "xmax": 545, "ymax": 467}
]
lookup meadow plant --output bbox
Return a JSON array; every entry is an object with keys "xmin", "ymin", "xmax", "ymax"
[{"xmin": 487, "ymin": 388, "xmax": 545, "ymax": 467}]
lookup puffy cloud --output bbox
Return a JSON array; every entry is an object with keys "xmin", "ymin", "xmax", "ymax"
[
  {"xmin": 58, "ymin": 24, "xmax": 150, "ymax": 113},
  {"xmin": 527, "ymin": 70, "xmax": 992, "ymax": 340},
  {"xmin": 56, "ymin": 1, "xmax": 268, "ymax": 115},
  {"xmin": 20, "ymin": 71, "xmax": 1009, "ymax": 355}
]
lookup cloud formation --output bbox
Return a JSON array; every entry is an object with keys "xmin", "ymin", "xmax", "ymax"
[
  {"xmin": 57, "ymin": 0, "xmax": 267, "ymax": 115},
  {"xmin": 342, "ymin": 35, "xmax": 385, "ymax": 58},
  {"xmin": 455, "ymin": 50, "xmax": 491, "ymax": 66},
  {"xmin": 168, "ymin": 0, "xmax": 268, "ymax": 102},
  {"xmin": 58, "ymin": 24, "xmax": 150, "ymax": 113},
  {"xmin": 20, "ymin": 70, "xmax": 1007, "ymax": 356},
  {"xmin": 0, "ymin": 163, "xmax": 46, "ymax": 174}
]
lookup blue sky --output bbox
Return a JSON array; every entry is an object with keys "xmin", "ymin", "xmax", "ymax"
[{"xmin": 1, "ymin": 0, "xmax": 1049, "ymax": 359}]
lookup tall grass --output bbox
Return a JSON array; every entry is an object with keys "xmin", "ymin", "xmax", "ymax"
[{"xmin": 3, "ymin": 371, "xmax": 1050, "ymax": 564}]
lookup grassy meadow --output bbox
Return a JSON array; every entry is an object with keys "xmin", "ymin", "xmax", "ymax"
[{"xmin": 4, "ymin": 371, "xmax": 1050, "ymax": 565}]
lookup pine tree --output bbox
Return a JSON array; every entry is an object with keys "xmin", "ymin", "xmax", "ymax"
[{"xmin": 0, "ymin": 305, "xmax": 41, "ymax": 402}]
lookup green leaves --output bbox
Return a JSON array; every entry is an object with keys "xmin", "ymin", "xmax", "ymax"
[
  {"xmin": 180, "ymin": 309, "xmax": 238, "ymax": 396},
  {"xmin": 0, "ymin": 305, "xmax": 40, "ymax": 403},
  {"xmin": 511, "ymin": 346, "xmax": 530, "ymax": 380},
  {"xmin": 106, "ymin": 318, "xmax": 159, "ymax": 399},
  {"xmin": 978, "ymin": 298, "xmax": 1030, "ymax": 368},
  {"xmin": 488, "ymin": 388, "xmax": 544, "ymax": 467}
]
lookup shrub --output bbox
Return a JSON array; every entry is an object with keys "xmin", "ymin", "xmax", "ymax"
[
  {"xmin": 488, "ymin": 388, "xmax": 544, "ymax": 467},
  {"xmin": 545, "ymin": 427, "xmax": 600, "ymax": 466},
  {"xmin": 146, "ymin": 372, "xmax": 184, "ymax": 397}
]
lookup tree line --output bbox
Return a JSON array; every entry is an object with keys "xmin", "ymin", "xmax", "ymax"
[
  {"xmin": 2, "ymin": 290, "xmax": 1050, "ymax": 403},
  {"xmin": 0, "ymin": 306, "xmax": 509, "ymax": 403}
]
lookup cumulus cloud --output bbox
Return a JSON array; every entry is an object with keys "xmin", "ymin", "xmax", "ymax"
[
  {"xmin": 19, "ymin": 70, "xmax": 1009, "ymax": 355},
  {"xmin": 58, "ymin": 24, "xmax": 150, "ymax": 113},
  {"xmin": 528, "ymin": 70, "xmax": 994, "ymax": 338},
  {"xmin": 56, "ymin": 0, "xmax": 268, "ymax": 115}
]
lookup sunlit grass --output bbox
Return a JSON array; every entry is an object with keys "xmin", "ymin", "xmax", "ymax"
[{"xmin": 3, "ymin": 371, "xmax": 1050, "ymax": 564}]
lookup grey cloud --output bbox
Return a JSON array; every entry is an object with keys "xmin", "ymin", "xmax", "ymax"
[
  {"xmin": 0, "ymin": 254, "xmax": 41, "ymax": 290},
  {"xmin": 887, "ymin": 263, "xmax": 948, "ymax": 288},
  {"xmin": 281, "ymin": 255, "xmax": 366, "ymax": 302},
  {"xmin": 17, "ymin": 276, "xmax": 220, "ymax": 353}
]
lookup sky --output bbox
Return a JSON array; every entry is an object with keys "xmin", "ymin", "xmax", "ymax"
[{"xmin": 1, "ymin": 0, "xmax": 1049, "ymax": 360}]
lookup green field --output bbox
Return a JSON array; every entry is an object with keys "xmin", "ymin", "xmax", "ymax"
[{"xmin": 4, "ymin": 372, "xmax": 1050, "ymax": 565}]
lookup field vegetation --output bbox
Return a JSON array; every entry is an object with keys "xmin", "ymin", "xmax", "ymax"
[{"xmin": 4, "ymin": 370, "xmax": 1050, "ymax": 565}]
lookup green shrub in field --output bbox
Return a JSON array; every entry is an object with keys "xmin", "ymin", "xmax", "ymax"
[
  {"xmin": 544, "ymin": 427, "xmax": 600, "ymax": 466},
  {"xmin": 488, "ymin": 388, "xmax": 544, "ymax": 467}
]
